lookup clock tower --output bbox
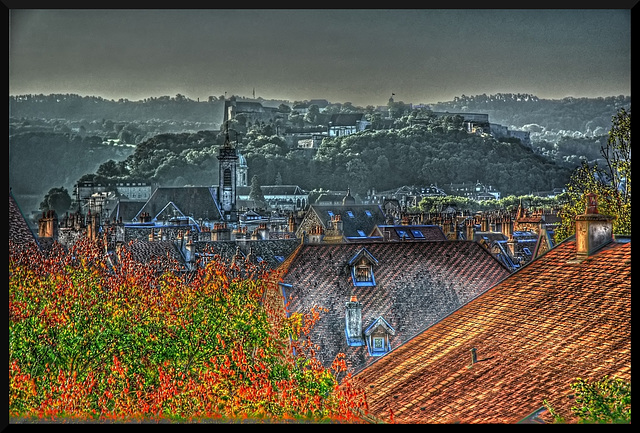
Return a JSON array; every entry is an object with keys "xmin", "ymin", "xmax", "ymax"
[{"xmin": 217, "ymin": 122, "xmax": 239, "ymax": 222}]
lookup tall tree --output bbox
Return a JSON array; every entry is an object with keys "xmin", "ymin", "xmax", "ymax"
[
  {"xmin": 249, "ymin": 175, "xmax": 267, "ymax": 208},
  {"xmin": 39, "ymin": 186, "xmax": 72, "ymax": 216},
  {"xmin": 556, "ymin": 108, "xmax": 631, "ymax": 241}
]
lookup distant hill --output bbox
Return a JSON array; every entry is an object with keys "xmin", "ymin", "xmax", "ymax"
[
  {"xmin": 9, "ymin": 131, "xmax": 135, "ymax": 221},
  {"xmin": 429, "ymin": 93, "xmax": 631, "ymax": 143},
  {"xmin": 8, "ymin": 92, "xmax": 630, "ymax": 221}
]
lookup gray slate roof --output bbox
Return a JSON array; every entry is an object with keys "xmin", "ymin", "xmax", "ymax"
[{"xmin": 279, "ymin": 241, "xmax": 511, "ymax": 373}]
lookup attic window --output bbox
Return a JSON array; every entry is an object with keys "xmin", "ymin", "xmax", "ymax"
[
  {"xmin": 274, "ymin": 255, "xmax": 285, "ymax": 263},
  {"xmin": 357, "ymin": 230, "xmax": 366, "ymax": 237},
  {"xmin": 364, "ymin": 317, "xmax": 395, "ymax": 356},
  {"xmin": 349, "ymin": 248, "xmax": 378, "ymax": 287},
  {"xmin": 346, "ymin": 211, "xmax": 355, "ymax": 218},
  {"xmin": 365, "ymin": 210, "xmax": 372, "ymax": 217},
  {"xmin": 327, "ymin": 210, "xmax": 334, "ymax": 217}
]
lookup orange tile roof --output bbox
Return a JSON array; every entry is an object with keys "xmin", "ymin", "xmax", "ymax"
[{"xmin": 350, "ymin": 238, "xmax": 631, "ymax": 424}]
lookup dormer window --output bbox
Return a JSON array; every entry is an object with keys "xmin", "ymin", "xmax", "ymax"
[
  {"xmin": 348, "ymin": 247, "xmax": 378, "ymax": 287},
  {"xmin": 364, "ymin": 316, "xmax": 395, "ymax": 356}
]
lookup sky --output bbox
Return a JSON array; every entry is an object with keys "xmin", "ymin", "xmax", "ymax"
[{"xmin": 8, "ymin": 8, "xmax": 632, "ymax": 107}]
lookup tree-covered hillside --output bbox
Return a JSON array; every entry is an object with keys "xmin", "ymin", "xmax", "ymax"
[
  {"xmin": 430, "ymin": 93, "xmax": 631, "ymax": 143},
  {"xmin": 9, "ymin": 93, "xmax": 224, "ymax": 126},
  {"xmin": 9, "ymin": 92, "xmax": 628, "ymax": 219},
  {"xmin": 80, "ymin": 120, "xmax": 571, "ymax": 201},
  {"xmin": 9, "ymin": 131, "xmax": 135, "ymax": 218},
  {"xmin": 243, "ymin": 125, "xmax": 572, "ymax": 196}
]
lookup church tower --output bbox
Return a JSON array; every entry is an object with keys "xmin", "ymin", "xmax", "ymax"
[{"xmin": 218, "ymin": 122, "xmax": 239, "ymax": 222}]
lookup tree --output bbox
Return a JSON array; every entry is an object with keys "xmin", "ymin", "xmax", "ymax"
[
  {"xmin": 275, "ymin": 171, "xmax": 283, "ymax": 185},
  {"xmin": 555, "ymin": 108, "xmax": 631, "ymax": 241},
  {"xmin": 9, "ymin": 238, "xmax": 368, "ymax": 422},
  {"xmin": 249, "ymin": 175, "xmax": 267, "ymax": 208},
  {"xmin": 96, "ymin": 159, "xmax": 122, "ymax": 178},
  {"xmin": 544, "ymin": 376, "xmax": 631, "ymax": 424},
  {"xmin": 39, "ymin": 187, "xmax": 72, "ymax": 215}
]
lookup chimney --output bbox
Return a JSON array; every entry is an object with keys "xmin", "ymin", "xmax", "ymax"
[
  {"xmin": 481, "ymin": 215, "xmax": 489, "ymax": 232},
  {"xmin": 331, "ymin": 214, "xmax": 343, "ymax": 235},
  {"xmin": 257, "ymin": 223, "xmax": 269, "ymax": 240},
  {"xmin": 470, "ymin": 347, "xmax": 477, "ymax": 365},
  {"xmin": 211, "ymin": 222, "xmax": 231, "ymax": 241},
  {"xmin": 38, "ymin": 210, "xmax": 58, "ymax": 239},
  {"xmin": 345, "ymin": 295, "xmax": 365, "ymax": 346},
  {"xmin": 308, "ymin": 224, "xmax": 325, "ymax": 244},
  {"xmin": 575, "ymin": 193, "xmax": 613, "ymax": 259},
  {"xmin": 288, "ymin": 213, "xmax": 296, "ymax": 233},
  {"xmin": 502, "ymin": 216, "xmax": 513, "ymax": 239},
  {"xmin": 465, "ymin": 218, "xmax": 474, "ymax": 241}
]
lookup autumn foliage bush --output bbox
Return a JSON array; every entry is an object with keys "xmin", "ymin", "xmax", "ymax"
[{"xmin": 9, "ymin": 237, "xmax": 368, "ymax": 423}]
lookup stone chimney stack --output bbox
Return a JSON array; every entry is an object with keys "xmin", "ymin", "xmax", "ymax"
[
  {"xmin": 345, "ymin": 295, "xmax": 365, "ymax": 347},
  {"xmin": 308, "ymin": 224, "xmax": 325, "ymax": 244},
  {"xmin": 465, "ymin": 218, "xmax": 475, "ymax": 241},
  {"xmin": 331, "ymin": 214, "xmax": 343, "ymax": 235},
  {"xmin": 480, "ymin": 215, "xmax": 489, "ymax": 232},
  {"xmin": 502, "ymin": 216, "xmax": 513, "ymax": 239},
  {"xmin": 211, "ymin": 222, "xmax": 231, "ymax": 241},
  {"xmin": 184, "ymin": 235, "xmax": 196, "ymax": 265},
  {"xmin": 38, "ymin": 209, "xmax": 58, "ymax": 239},
  {"xmin": 575, "ymin": 193, "xmax": 613, "ymax": 259},
  {"xmin": 257, "ymin": 223, "xmax": 269, "ymax": 240},
  {"xmin": 288, "ymin": 213, "xmax": 296, "ymax": 233}
]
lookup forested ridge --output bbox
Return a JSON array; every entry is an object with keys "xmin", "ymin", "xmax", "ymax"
[{"xmin": 9, "ymin": 92, "xmax": 630, "ymax": 218}]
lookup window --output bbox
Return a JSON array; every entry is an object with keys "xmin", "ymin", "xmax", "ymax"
[
  {"xmin": 346, "ymin": 210, "xmax": 355, "ymax": 218},
  {"xmin": 364, "ymin": 317, "xmax": 395, "ymax": 357},
  {"xmin": 349, "ymin": 248, "xmax": 378, "ymax": 287},
  {"xmin": 365, "ymin": 210, "xmax": 372, "ymax": 217},
  {"xmin": 411, "ymin": 230, "xmax": 425, "ymax": 238},
  {"xmin": 357, "ymin": 230, "xmax": 366, "ymax": 237},
  {"xmin": 274, "ymin": 255, "xmax": 285, "ymax": 263},
  {"xmin": 396, "ymin": 229, "xmax": 409, "ymax": 239},
  {"xmin": 223, "ymin": 168, "xmax": 232, "ymax": 186},
  {"xmin": 373, "ymin": 337, "xmax": 384, "ymax": 350},
  {"xmin": 355, "ymin": 260, "xmax": 372, "ymax": 282},
  {"xmin": 327, "ymin": 210, "xmax": 334, "ymax": 217}
]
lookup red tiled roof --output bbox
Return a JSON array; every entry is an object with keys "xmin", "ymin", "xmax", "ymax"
[
  {"xmin": 350, "ymin": 239, "xmax": 631, "ymax": 424},
  {"xmin": 280, "ymin": 241, "xmax": 511, "ymax": 373}
]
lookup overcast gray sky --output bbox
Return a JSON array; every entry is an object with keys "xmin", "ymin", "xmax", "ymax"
[{"xmin": 8, "ymin": 9, "xmax": 632, "ymax": 107}]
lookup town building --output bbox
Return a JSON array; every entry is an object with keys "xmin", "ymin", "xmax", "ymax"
[
  {"xmin": 350, "ymin": 195, "xmax": 630, "ymax": 423},
  {"xmin": 277, "ymin": 239, "xmax": 511, "ymax": 374}
]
